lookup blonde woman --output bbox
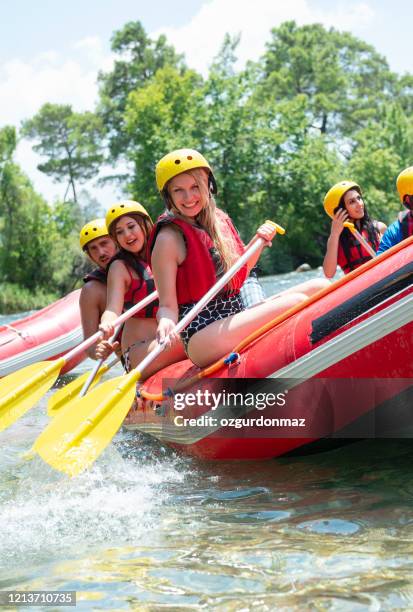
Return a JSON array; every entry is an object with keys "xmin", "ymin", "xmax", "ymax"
[{"xmin": 149, "ymin": 149, "xmax": 329, "ymax": 368}]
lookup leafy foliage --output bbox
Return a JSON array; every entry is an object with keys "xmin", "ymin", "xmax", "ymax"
[
  {"xmin": 3, "ymin": 19, "xmax": 413, "ymax": 308},
  {"xmin": 22, "ymin": 104, "xmax": 105, "ymax": 203},
  {"xmin": 98, "ymin": 21, "xmax": 186, "ymax": 163}
]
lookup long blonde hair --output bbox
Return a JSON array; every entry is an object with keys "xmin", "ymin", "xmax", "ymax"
[{"xmin": 165, "ymin": 168, "xmax": 240, "ymax": 281}]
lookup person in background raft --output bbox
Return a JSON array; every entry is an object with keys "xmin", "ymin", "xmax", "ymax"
[
  {"xmin": 79, "ymin": 218, "xmax": 119, "ymax": 360},
  {"xmin": 377, "ymin": 167, "xmax": 413, "ymax": 255},
  {"xmin": 323, "ymin": 181, "xmax": 386, "ymax": 278},
  {"xmin": 97, "ymin": 200, "xmax": 185, "ymax": 378},
  {"xmin": 148, "ymin": 148, "xmax": 330, "ymax": 368}
]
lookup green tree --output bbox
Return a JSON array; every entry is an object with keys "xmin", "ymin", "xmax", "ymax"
[
  {"xmin": 0, "ymin": 126, "xmax": 56, "ymax": 289},
  {"xmin": 198, "ymin": 37, "xmax": 340, "ymax": 268},
  {"xmin": 22, "ymin": 103, "xmax": 104, "ymax": 203},
  {"xmin": 260, "ymin": 21, "xmax": 397, "ymax": 137},
  {"xmin": 98, "ymin": 21, "xmax": 186, "ymax": 163},
  {"xmin": 0, "ymin": 125, "xmax": 85, "ymax": 300},
  {"xmin": 199, "ymin": 35, "xmax": 260, "ymax": 223},
  {"xmin": 346, "ymin": 103, "xmax": 413, "ymax": 223},
  {"xmin": 124, "ymin": 64, "xmax": 204, "ymax": 213}
]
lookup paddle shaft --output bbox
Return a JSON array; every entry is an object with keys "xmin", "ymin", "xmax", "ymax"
[
  {"xmin": 79, "ymin": 355, "xmax": 120, "ymax": 398},
  {"xmin": 79, "ymin": 325, "xmax": 122, "ymax": 397},
  {"xmin": 126, "ymin": 234, "xmax": 270, "ymax": 381},
  {"xmin": 63, "ymin": 290, "xmax": 158, "ymax": 365},
  {"xmin": 344, "ymin": 223, "xmax": 377, "ymax": 258}
]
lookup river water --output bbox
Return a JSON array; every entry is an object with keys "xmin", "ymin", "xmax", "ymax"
[{"xmin": 1, "ymin": 270, "xmax": 413, "ymax": 611}]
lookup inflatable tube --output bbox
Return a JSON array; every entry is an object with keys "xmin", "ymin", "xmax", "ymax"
[
  {"xmin": 124, "ymin": 238, "xmax": 413, "ymax": 459},
  {"xmin": 0, "ymin": 290, "xmax": 84, "ymax": 377}
]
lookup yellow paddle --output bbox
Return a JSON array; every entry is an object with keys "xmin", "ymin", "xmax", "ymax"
[
  {"xmin": 343, "ymin": 222, "xmax": 377, "ymax": 258},
  {"xmin": 47, "ymin": 356, "xmax": 120, "ymax": 416},
  {"xmin": 0, "ymin": 290, "xmax": 158, "ymax": 432},
  {"xmin": 33, "ymin": 222, "xmax": 284, "ymax": 477},
  {"xmin": 47, "ymin": 324, "xmax": 123, "ymax": 416}
]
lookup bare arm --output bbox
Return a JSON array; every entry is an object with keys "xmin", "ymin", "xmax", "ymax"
[
  {"xmin": 323, "ymin": 210, "xmax": 348, "ymax": 278},
  {"xmin": 244, "ymin": 222, "xmax": 277, "ymax": 272},
  {"xmin": 243, "ymin": 238, "xmax": 264, "ymax": 273},
  {"xmin": 99, "ymin": 260, "xmax": 129, "ymax": 337},
  {"xmin": 151, "ymin": 226, "xmax": 184, "ymax": 346},
  {"xmin": 79, "ymin": 281, "xmax": 106, "ymax": 359}
]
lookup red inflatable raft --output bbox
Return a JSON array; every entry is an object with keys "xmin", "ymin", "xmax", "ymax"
[
  {"xmin": 124, "ymin": 237, "xmax": 413, "ymax": 459},
  {"xmin": 0, "ymin": 290, "xmax": 84, "ymax": 377}
]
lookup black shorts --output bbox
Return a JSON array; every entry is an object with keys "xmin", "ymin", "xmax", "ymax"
[{"xmin": 179, "ymin": 293, "xmax": 244, "ymax": 353}]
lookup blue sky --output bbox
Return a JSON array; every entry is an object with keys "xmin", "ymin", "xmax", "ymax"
[
  {"xmin": 1, "ymin": 0, "xmax": 411, "ymax": 207},
  {"xmin": 0, "ymin": 1, "xmax": 205, "ymax": 63}
]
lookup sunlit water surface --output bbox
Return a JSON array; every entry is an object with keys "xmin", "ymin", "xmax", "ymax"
[{"xmin": 1, "ymin": 270, "xmax": 413, "ymax": 611}]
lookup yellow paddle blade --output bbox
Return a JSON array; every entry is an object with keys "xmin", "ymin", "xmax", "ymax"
[
  {"xmin": 0, "ymin": 358, "xmax": 65, "ymax": 432},
  {"xmin": 33, "ymin": 372, "xmax": 138, "ymax": 477},
  {"xmin": 47, "ymin": 362, "xmax": 110, "ymax": 417}
]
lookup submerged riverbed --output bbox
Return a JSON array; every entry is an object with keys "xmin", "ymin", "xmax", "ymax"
[{"xmin": 1, "ymin": 270, "xmax": 413, "ymax": 610}]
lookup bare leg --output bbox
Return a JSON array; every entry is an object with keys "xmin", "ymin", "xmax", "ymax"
[
  {"xmin": 121, "ymin": 317, "xmax": 186, "ymax": 380},
  {"xmin": 125, "ymin": 338, "xmax": 186, "ymax": 380},
  {"xmin": 284, "ymin": 277, "xmax": 330, "ymax": 297},
  {"xmin": 188, "ymin": 292, "xmax": 307, "ymax": 367},
  {"xmin": 266, "ymin": 277, "xmax": 330, "ymax": 301}
]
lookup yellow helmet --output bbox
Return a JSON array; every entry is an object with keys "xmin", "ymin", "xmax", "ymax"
[
  {"xmin": 323, "ymin": 181, "xmax": 361, "ymax": 218},
  {"xmin": 155, "ymin": 148, "xmax": 217, "ymax": 193},
  {"xmin": 79, "ymin": 218, "xmax": 108, "ymax": 251},
  {"xmin": 396, "ymin": 167, "xmax": 413, "ymax": 202},
  {"xmin": 105, "ymin": 200, "xmax": 152, "ymax": 232}
]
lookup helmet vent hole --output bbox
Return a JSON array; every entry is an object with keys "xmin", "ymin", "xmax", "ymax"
[
  {"xmin": 93, "ymin": 227, "xmax": 97, "ymax": 231},
  {"xmin": 174, "ymin": 159, "xmax": 181, "ymax": 165},
  {"xmin": 85, "ymin": 231, "xmax": 89, "ymax": 235},
  {"xmin": 187, "ymin": 155, "xmax": 193, "ymax": 160},
  {"xmin": 120, "ymin": 204, "xmax": 124, "ymax": 208}
]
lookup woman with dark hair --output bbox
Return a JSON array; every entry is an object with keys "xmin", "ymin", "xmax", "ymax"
[
  {"xmin": 323, "ymin": 181, "xmax": 386, "ymax": 278},
  {"xmin": 97, "ymin": 200, "xmax": 185, "ymax": 377}
]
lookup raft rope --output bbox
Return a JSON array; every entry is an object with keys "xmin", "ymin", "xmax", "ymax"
[
  {"xmin": 0, "ymin": 325, "xmax": 29, "ymax": 347},
  {"xmin": 3, "ymin": 324, "xmax": 27, "ymax": 338},
  {"xmin": 138, "ymin": 234, "xmax": 413, "ymax": 403}
]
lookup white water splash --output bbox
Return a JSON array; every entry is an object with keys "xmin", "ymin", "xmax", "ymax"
[{"xmin": 0, "ymin": 441, "xmax": 187, "ymax": 572}]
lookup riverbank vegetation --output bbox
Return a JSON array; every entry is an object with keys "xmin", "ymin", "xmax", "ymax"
[{"xmin": 1, "ymin": 20, "xmax": 412, "ymax": 312}]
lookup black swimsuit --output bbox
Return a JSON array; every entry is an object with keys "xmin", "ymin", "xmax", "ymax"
[{"xmin": 179, "ymin": 293, "xmax": 243, "ymax": 353}]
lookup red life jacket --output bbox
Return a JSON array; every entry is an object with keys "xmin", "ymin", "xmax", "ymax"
[
  {"xmin": 148, "ymin": 209, "xmax": 247, "ymax": 305},
  {"xmin": 109, "ymin": 253, "xmax": 158, "ymax": 318},
  {"xmin": 337, "ymin": 227, "xmax": 378, "ymax": 274},
  {"xmin": 83, "ymin": 267, "xmax": 107, "ymax": 284},
  {"xmin": 124, "ymin": 261, "xmax": 158, "ymax": 318},
  {"xmin": 398, "ymin": 210, "xmax": 413, "ymax": 239}
]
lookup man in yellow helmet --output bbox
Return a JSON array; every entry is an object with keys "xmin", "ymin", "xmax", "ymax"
[
  {"xmin": 79, "ymin": 218, "xmax": 118, "ymax": 359},
  {"xmin": 377, "ymin": 167, "xmax": 413, "ymax": 254}
]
